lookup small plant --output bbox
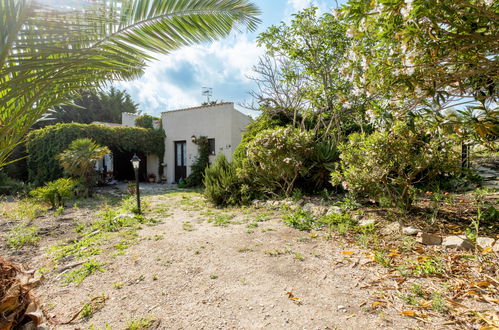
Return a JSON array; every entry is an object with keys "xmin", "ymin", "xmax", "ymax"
[
  {"xmin": 63, "ymin": 259, "xmax": 105, "ymax": 285},
  {"xmin": 7, "ymin": 224, "xmax": 40, "ymax": 249},
  {"xmin": 29, "ymin": 178, "xmax": 78, "ymax": 208},
  {"xmin": 54, "ymin": 206, "xmax": 64, "ymax": 216},
  {"xmin": 125, "ymin": 316, "xmax": 156, "ymax": 330},
  {"xmin": 431, "ymin": 292, "xmax": 448, "ymax": 313},
  {"xmin": 410, "ymin": 283, "xmax": 425, "ymax": 297},
  {"xmin": 182, "ymin": 221, "xmax": 194, "ymax": 231},
  {"xmin": 283, "ymin": 209, "xmax": 317, "ymax": 231},
  {"xmin": 209, "ymin": 274, "xmax": 218, "ymax": 279},
  {"xmin": 293, "ymin": 253, "xmax": 305, "ymax": 261},
  {"xmin": 320, "ymin": 213, "xmax": 356, "ymax": 236},
  {"xmin": 208, "ymin": 214, "xmax": 234, "ymax": 227},
  {"xmin": 113, "ymin": 281, "xmax": 124, "ymax": 289}
]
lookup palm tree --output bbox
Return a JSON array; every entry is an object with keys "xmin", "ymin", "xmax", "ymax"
[{"xmin": 0, "ymin": 0, "xmax": 260, "ymax": 167}]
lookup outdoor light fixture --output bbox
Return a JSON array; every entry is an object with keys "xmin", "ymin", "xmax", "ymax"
[
  {"xmin": 191, "ymin": 135, "xmax": 197, "ymax": 143},
  {"xmin": 130, "ymin": 154, "xmax": 141, "ymax": 214}
]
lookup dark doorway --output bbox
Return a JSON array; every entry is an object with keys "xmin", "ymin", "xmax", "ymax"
[
  {"xmin": 113, "ymin": 151, "xmax": 147, "ymax": 182},
  {"xmin": 174, "ymin": 141, "xmax": 187, "ymax": 183}
]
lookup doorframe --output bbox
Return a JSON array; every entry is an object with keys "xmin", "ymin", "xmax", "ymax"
[{"xmin": 174, "ymin": 141, "xmax": 187, "ymax": 183}]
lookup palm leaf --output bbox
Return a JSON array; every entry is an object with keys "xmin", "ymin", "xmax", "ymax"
[{"xmin": 0, "ymin": 0, "xmax": 261, "ymax": 167}]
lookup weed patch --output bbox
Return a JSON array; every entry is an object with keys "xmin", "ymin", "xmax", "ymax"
[
  {"xmin": 63, "ymin": 259, "xmax": 105, "ymax": 285},
  {"xmin": 7, "ymin": 223, "xmax": 40, "ymax": 249}
]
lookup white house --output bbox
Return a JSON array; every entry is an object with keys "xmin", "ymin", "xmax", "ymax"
[{"xmin": 162, "ymin": 102, "xmax": 252, "ymax": 183}]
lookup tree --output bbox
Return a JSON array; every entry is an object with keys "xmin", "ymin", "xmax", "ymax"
[
  {"xmin": 341, "ymin": 0, "xmax": 498, "ymax": 139},
  {"xmin": 0, "ymin": 0, "xmax": 261, "ymax": 167},
  {"xmin": 40, "ymin": 87, "xmax": 139, "ymax": 126},
  {"xmin": 256, "ymin": 7, "xmax": 363, "ymax": 142},
  {"xmin": 57, "ymin": 138, "xmax": 110, "ymax": 196}
]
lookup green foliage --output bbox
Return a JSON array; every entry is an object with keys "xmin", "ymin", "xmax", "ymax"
[
  {"xmin": 26, "ymin": 123, "xmax": 164, "ymax": 184},
  {"xmin": 186, "ymin": 136, "xmax": 211, "ymax": 187},
  {"xmin": 135, "ymin": 114, "xmax": 159, "ymax": 129},
  {"xmin": 29, "ymin": 178, "xmax": 79, "ymax": 208},
  {"xmin": 341, "ymin": 0, "xmax": 497, "ymax": 141},
  {"xmin": 307, "ymin": 140, "xmax": 340, "ymax": 189},
  {"xmin": 40, "ymin": 87, "xmax": 139, "ymax": 127},
  {"xmin": 0, "ymin": 170, "xmax": 32, "ymax": 196},
  {"xmin": 57, "ymin": 138, "xmax": 110, "ymax": 196},
  {"xmin": 7, "ymin": 223, "xmax": 40, "ymax": 249},
  {"xmin": 283, "ymin": 209, "xmax": 317, "ymax": 232},
  {"xmin": 242, "ymin": 126, "xmax": 313, "ymax": 196},
  {"xmin": 257, "ymin": 7, "xmax": 361, "ymax": 142},
  {"xmin": 320, "ymin": 213, "xmax": 357, "ymax": 236},
  {"xmin": 331, "ymin": 121, "xmax": 460, "ymax": 209},
  {"xmin": 63, "ymin": 259, "xmax": 106, "ymax": 285},
  {"xmin": 125, "ymin": 316, "xmax": 156, "ymax": 330},
  {"xmin": 1, "ymin": 0, "xmax": 260, "ymax": 168},
  {"xmin": 203, "ymin": 154, "xmax": 254, "ymax": 206}
]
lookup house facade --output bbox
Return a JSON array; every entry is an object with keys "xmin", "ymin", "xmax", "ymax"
[{"xmin": 162, "ymin": 103, "xmax": 252, "ymax": 183}]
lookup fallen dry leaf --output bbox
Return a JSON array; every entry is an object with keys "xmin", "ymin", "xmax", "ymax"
[
  {"xmin": 400, "ymin": 310, "xmax": 417, "ymax": 317},
  {"xmin": 341, "ymin": 251, "xmax": 354, "ymax": 255}
]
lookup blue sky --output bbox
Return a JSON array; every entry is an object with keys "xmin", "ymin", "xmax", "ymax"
[{"xmin": 116, "ymin": 0, "xmax": 346, "ymax": 117}]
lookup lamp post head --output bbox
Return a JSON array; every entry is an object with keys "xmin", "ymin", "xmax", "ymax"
[
  {"xmin": 131, "ymin": 154, "xmax": 141, "ymax": 170},
  {"xmin": 191, "ymin": 135, "xmax": 197, "ymax": 143}
]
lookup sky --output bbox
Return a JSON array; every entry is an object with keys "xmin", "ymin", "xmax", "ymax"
[{"xmin": 115, "ymin": 0, "xmax": 346, "ymax": 117}]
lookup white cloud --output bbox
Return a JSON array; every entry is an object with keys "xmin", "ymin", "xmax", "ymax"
[
  {"xmin": 116, "ymin": 33, "xmax": 264, "ymax": 116},
  {"xmin": 287, "ymin": 0, "xmax": 313, "ymax": 11}
]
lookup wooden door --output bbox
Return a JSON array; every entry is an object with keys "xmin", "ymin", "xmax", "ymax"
[{"xmin": 174, "ymin": 141, "xmax": 187, "ymax": 183}]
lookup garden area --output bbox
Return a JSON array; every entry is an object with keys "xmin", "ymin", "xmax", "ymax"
[{"xmin": 1, "ymin": 0, "xmax": 498, "ymax": 329}]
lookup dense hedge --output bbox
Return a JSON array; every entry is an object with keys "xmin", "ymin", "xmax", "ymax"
[{"xmin": 26, "ymin": 123, "xmax": 164, "ymax": 184}]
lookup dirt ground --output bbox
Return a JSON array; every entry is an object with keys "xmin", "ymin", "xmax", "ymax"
[{"xmin": 1, "ymin": 186, "xmax": 497, "ymax": 329}]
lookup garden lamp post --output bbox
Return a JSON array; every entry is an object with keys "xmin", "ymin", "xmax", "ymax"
[{"xmin": 131, "ymin": 154, "xmax": 141, "ymax": 214}]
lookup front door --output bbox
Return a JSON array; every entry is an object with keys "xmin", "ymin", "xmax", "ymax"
[{"xmin": 174, "ymin": 141, "xmax": 187, "ymax": 183}]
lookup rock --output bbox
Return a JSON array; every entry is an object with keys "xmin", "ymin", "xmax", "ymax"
[
  {"xmin": 337, "ymin": 305, "xmax": 346, "ymax": 311},
  {"xmin": 442, "ymin": 235, "xmax": 474, "ymax": 251},
  {"xmin": 326, "ymin": 206, "xmax": 342, "ymax": 216},
  {"xmin": 494, "ymin": 241, "xmax": 499, "ymax": 253},
  {"xmin": 303, "ymin": 203, "xmax": 315, "ymax": 213},
  {"xmin": 352, "ymin": 214, "xmax": 363, "ymax": 222},
  {"xmin": 380, "ymin": 222, "xmax": 402, "ymax": 235},
  {"xmin": 114, "ymin": 213, "xmax": 135, "ymax": 220},
  {"xmin": 310, "ymin": 205, "xmax": 328, "ymax": 218},
  {"xmin": 402, "ymin": 226, "xmax": 420, "ymax": 236},
  {"xmin": 476, "ymin": 237, "xmax": 495, "ymax": 250},
  {"xmin": 419, "ymin": 232, "xmax": 443, "ymax": 245},
  {"xmin": 359, "ymin": 219, "xmax": 376, "ymax": 227}
]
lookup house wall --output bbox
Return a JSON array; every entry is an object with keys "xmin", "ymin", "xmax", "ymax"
[
  {"xmin": 122, "ymin": 113, "xmax": 139, "ymax": 127},
  {"xmin": 162, "ymin": 103, "xmax": 251, "ymax": 183}
]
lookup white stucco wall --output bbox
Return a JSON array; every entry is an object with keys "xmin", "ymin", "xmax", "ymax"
[
  {"xmin": 162, "ymin": 103, "xmax": 251, "ymax": 183},
  {"xmin": 122, "ymin": 113, "xmax": 139, "ymax": 127}
]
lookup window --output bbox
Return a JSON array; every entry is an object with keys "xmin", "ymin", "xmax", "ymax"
[{"xmin": 208, "ymin": 138, "xmax": 216, "ymax": 155}]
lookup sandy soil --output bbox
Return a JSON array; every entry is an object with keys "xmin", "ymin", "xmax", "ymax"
[{"xmin": 2, "ymin": 190, "xmax": 428, "ymax": 330}]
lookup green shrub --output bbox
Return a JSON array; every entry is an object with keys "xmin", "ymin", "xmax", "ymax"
[
  {"xmin": 0, "ymin": 170, "xmax": 32, "ymax": 196},
  {"xmin": 26, "ymin": 123, "xmax": 164, "ymax": 184},
  {"xmin": 204, "ymin": 154, "xmax": 253, "ymax": 206},
  {"xmin": 186, "ymin": 136, "xmax": 211, "ymax": 187},
  {"xmin": 135, "ymin": 114, "xmax": 158, "ymax": 129},
  {"xmin": 57, "ymin": 138, "xmax": 110, "ymax": 196},
  {"xmin": 307, "ymin": 140, "xmax": 340, "ymax": 190},
  {"xmin": 331, "ymin": 121, "xmax": 460, "ymax": 209},
  {"xmin": 29, "ymin": 178, "xmax": 79, "ymax": 208},
  {"xmin": 283, "ymin": 209, "xmax": 318, "ymax": 231},
  {"xmin": 242, "ymin": 126, "xmax": 313, "ymax": 197},
  {"xmin": 7, "ymin": 223, "xmax": 40, "ymax": 249}
]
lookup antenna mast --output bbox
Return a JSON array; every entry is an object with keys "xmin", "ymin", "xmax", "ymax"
[{"xmin": 202, "ymin": 87, "xmax": 213, "ymax": 104}]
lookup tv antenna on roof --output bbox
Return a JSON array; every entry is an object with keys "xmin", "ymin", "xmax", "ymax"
[{"xmin": 202, "ymin": 87, "xmax": 213, "ymax": 103}]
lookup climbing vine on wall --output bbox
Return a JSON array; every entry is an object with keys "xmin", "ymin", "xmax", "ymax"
[
  {"xmin": 26, "ymin": 123, "xmax": 165, "ymax": 184},
  {"xmin": 186, "ymin": 136, "xmax": 211, "ymax": 187}
]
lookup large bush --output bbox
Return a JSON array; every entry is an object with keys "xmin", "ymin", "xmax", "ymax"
[
  {"xmin": 26, "ymin": 123, "xmax": 164, "ymax": 185},
  {"xmin": 57, "ymin": 139, "xmax": 110, "ymax": 196},
  {"xmin": 204, "ymin": 154, "xmax": 253, "ymax": 206},
  {"xmin": 242, "ymin": 127, "xmax": 313, "ymax": 197},
  {"xmin": 331, "ymin": 121, "xmax": 460, "ymax": 209}
]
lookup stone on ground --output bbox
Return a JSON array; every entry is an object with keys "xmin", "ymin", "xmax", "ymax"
[
  {"xmin": 442, "ymin": 235, "xmax": 474, "ymax": 251},
  {"xmin": 419, "ymin": 232, "xmax": 443, "ymax": 246},
  {"xmin": 402, "ymin": 226, "xmax": 420, "ymax": 236},
  {"xmin": 358, "ymin": 219, "xmax": 376, "ymax": 227},
  {"xmin": 476, "ymin": 237, "xmax": 495, "ymax": 250},
  {"xmin": 380, "ymin": 222, "xmax": 402, "ymax": 235}
]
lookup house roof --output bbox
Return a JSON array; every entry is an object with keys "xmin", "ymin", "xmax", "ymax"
[{"xmin": 161, "ymin": 102, "xmax": 234, "ymax": 115}]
